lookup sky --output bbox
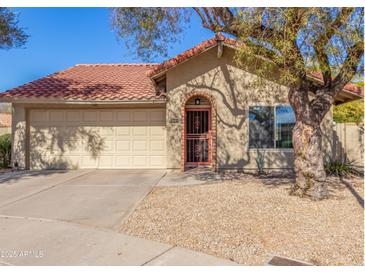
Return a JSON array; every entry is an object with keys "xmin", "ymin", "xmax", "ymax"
[{"xmin": 0, "ymin": 8, "xmax": 213, "ymax": 91}]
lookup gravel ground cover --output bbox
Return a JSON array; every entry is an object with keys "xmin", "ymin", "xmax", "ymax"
[{"xmin": 120, "ymin": 174, "xmax": 364, "ymax": 265}]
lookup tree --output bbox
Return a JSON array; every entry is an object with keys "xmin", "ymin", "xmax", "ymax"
[
  {"xmin": 111, "ymin": 8, "xmax": 364, "ymax": 200},
  {"xmin": 0, "ymin": 7, "xmax": 28, "ymax": 50}
]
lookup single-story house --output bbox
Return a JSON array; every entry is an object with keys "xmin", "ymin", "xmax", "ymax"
[{"xmin": 0, "ymin": 35, "xmax": 363, "ymax": 171}]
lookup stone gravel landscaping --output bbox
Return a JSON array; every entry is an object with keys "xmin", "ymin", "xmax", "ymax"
[{"xmin": 120, "ymin": 174, "xmax": 364, "ymax": 265}]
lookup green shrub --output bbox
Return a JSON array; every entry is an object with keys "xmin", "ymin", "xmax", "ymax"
[
  {"xmin": 333, "ymin": 99, "xmax": 364, "ymax": 124},
  {"xmin": 0, "ymin": 134, "xmax": 11, "ymax": 168},
  {"xmin": 325, "ymin": 160, "xmax": 359, "ymax": 177}
]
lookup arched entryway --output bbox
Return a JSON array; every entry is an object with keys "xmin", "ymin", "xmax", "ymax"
[{"xmin": 182, "ymin": 93, "xmax": 216, "ymax": 170}]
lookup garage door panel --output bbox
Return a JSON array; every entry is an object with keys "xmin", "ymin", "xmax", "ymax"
[
  {"xmin": 99, "ymin": 111, "xmax": 114, "ymax": 122},
  {"xmin": 150, "ymin": 110, "xmax": 164, "ymax": 120},
  {"xmin": 100, "ymin": 127, "xmax": 114, "ymax": 136},
  {"xmin": 68, "ymin": 143, "xmax": 83, "ymax": 154},
  {"xmin": 81, "ymin": 156, "xmax": 98, "ymax": 168},
  {"xmin": 150, "ymin": 156, "xmax": 166, "ymax": 167},
  {"xmin": 103, "ymin": 140, "xmax": 115, "ymax": 152},
  {"xmin": 49, "ymin": 110, "xmax": 65, "ymax": 122},
  {"xmin": 133, "ymin": 111, "xmax": 148, "ymax": 122},
  {"xmin": 62, "ymin": 127, "xmax": 84, "ymax": 154},
  {"xmin": 150, "ymin": 140, "xmax": 165, "ymax": 155},
  {"xmin": 116, "ymin": 127, "xmax": 131, "ymax": 136},
  {"xmin": 30, "ymin": 126, "xmax": 51, "ymax": 146},
  {"xmin": 150, "ymin": 126, "xmax": 165, "ymax": 136},
  {"xmin": 30, "ymin": 154, "xmax": 77, "ymax": 170},
  {"xmin": 66, "ymin": 156, "xmax": 81, "ymax": 168},
  {"xmin": 47, "ymin": 146, "xmax": 63, "ymax": 155},
  {"xmin": 132, "ymin": 126, "xmax": 148, "ymax": 137},
  {"xmin": 133, "ymin": 156, "xmax": 148, "ymax": 167},
  {"xmin": 133, "ymin": 140, "xmax": 148, "ymax": 151},
  {"xmin": 30, "ymin": 110, "xmax": 49, "ymax": 123},
  {"xmin": 66, "ymin": 111, "xmax": 81, "ymax": 122},
  {"xmin": 115, "ymin": 156, "xmax": 131, "ymax": 167},
  {"xmin": 83, "ymin": 111, "xmax": 98, "ymax": 122},
  {"xmin": 29, "ymin": 108, "xmax": 166, "ymax": 169},
  {"xmin": 116, "ymin": 111, "xmax": 131, "ymax": 122},
  {"xmin": 82, "ymin": 126, "xmax": 100, "ymax": 133},
  {"xmin": 99, "ymin": 156, "xmax": 114, "ymax": 168},
  {"xmin": 116, "ymin": 140, "xmax": 130, "ymax": 153}
]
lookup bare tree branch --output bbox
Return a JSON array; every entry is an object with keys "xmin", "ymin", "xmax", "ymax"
[
  {"xmin": 314, "ymin": 8, "xmax": 355, "ymax": 87},
  {"xmin": 310, "ymin": 40, "xmax": 363, "ymax": 121},
  {"xmin": 332, "ymin": 39, "xmax": 364, "ymax": 90},
  {"xmin": 193, "ymin": 8, "xmax": 210, "ymax": 29},
  {"xmin": 202, "ymin": 8, "xmax": 217, "ymax": 31}
]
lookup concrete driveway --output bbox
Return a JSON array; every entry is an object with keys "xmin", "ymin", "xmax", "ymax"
[
  {"xmin": 0, "ymin": 170, "xmax": 165, "ymax": 229},
  {"xmin": 0, "ymin": 170, "xmax": 236, "ymax": 266}
]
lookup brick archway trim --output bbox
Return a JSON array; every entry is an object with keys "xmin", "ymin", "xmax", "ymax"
[{"xmin": 181, "ymin": 91, "xmax": 217, "ymax": 171}]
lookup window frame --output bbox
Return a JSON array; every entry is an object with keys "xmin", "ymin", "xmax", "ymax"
[{"xmin": 248, "ymin": 105, "xmax": 295, "ymax": 151}]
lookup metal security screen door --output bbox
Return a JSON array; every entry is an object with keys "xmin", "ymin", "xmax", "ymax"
[{"xmin": 185, "ymin": 109, "xmax": 211, "ymax": 165}]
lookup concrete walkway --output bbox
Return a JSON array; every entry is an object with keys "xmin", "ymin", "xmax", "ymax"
[
  {"xmin": 0, "ymin": 170, "xmax": 237, "ymax": 266},
  {"xmin": 157, "ymin": 168, "xmax": 222, "ymax": 187}
]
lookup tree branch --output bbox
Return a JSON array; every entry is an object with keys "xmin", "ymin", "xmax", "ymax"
[
  {"xmin": 332, "ymin": 39, "xmax": 364, "ymax": 90},
  {"xmin": 320, "ymin": 8, "xmax": 354, "ymax": 40},
  {"xmin": 313, "ymin": 8, "xmax": 355, "ymax": 87},
  {"xmin": 314, "ymin": 44, "xmax": 332, "ymax": 87},
  {"xmin": 202, "ymin": 8, "xmax": 217, "ymax": 31},
  {"xmin": 193, "ymin": 8, "xmax": 211, "ymax": 30},
  {"xmin": 213, "ymin": 7, "xmax": 235, "ymax": 27},
  {"xmin": 310, "ymin": 39, "xmax": 363, "ymax": 122},
  {"xmin": 282, "ymin": 8, "xmax": 308, "ymax": 78}
]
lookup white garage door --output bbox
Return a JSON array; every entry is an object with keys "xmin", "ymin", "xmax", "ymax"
[{"xmin": 29, "ymin": 108, "xmax": 166, "ymax": 169}]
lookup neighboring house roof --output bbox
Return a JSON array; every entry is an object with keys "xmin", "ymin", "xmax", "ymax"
[
  {"xmin": 308, "ymin": 71, "xmax": 364, "ymax": 104},
  {"xmin": 309, "ymin": 71, "xmax": 363, "ymax": 96},
  {"xmin": 0, "ymin": 64, "xmax": 161, "ymax": 101},
  {"xmin": 0, "ymin": 34, "xmax": 362, "ymax": 103},
  {"xmin": 0, "ymin": 113, "xmax": 11, "ymax": 127}
]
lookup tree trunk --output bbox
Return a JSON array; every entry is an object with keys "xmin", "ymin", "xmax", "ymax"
[
  {"xmin": 290, "ymin": 119, "xmax": 328, "ymax": 200},
  {"xmin": 288, "ymin": 85, "xmax": 330, "ymax": 200}
]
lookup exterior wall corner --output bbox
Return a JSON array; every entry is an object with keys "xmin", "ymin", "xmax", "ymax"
[{"xmin": 11, "ymin": 104, "xmax": 28, "ymax": 169}]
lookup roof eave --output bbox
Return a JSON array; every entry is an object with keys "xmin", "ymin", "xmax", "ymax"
[
  {"xmin": 306, "ymin": 75, "xmax": 363, "ymax": 104},
  {"xmin": 0, "ymin": 97, "xmax": 166, "ymax": 104},
  {"xmin": 334, "ymin": 90, "xmax": 363, "ymax": 105}
]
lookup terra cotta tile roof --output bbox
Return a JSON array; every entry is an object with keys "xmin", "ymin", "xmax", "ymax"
[
  {"xmin": 309, "ymin": 71, "xmax": 363, "ymax": 97},
  {"xmin": 0, "ymin": 64, "xmax": 161, "ymax": 101},
  {"xmin": 146, "ymin": 33, "xmax": 237, "ymax": 78},
  {"xmin": 0, "ymin": 34, "xmax": 362, "ymax": 101}
]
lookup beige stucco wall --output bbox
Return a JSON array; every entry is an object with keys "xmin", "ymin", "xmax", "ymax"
[
  {"xmin": 166, "ymin": 46, "xmax": 333, "ymax": 170},
  {"xmin": 332, "ymin": 123, "xmax": 364, "ymax": 167},
  {"xmin": 0, "ymin": 127, "xmax": 11, "ymax": 135},
  {"xmin": 11, "ymin": 104, "xmax": 27, "ymax": 169}
]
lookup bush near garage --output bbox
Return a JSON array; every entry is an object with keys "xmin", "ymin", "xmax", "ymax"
[{"xmin": 0, "ymin": 134, "xmax": 11, "ymax": 168}]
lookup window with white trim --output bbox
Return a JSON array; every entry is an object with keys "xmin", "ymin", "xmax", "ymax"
[{"xmin": 249, "ymin": 106, "xmax": 295, "ymax": 149}]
